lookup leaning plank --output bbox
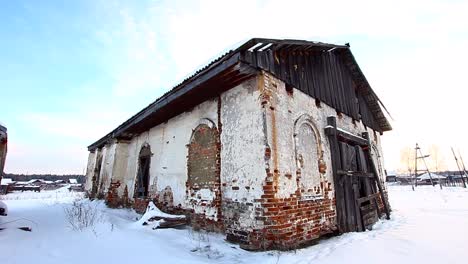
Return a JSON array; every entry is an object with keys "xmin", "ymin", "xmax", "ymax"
[{"xmin": 362, "ymin": 132, "xmax": 391, "ymax": 219}]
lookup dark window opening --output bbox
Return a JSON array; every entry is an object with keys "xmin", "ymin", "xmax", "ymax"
[
  {"xmin": 285, "ymin": 83, "xmax": 294, "ymax": 96},
  {"xmin": 336, "ymin": 111, "xmax": 343, "ymax": 119},
  {"xmin": 315, "ymin": 98, "xmax": 321, "ymax": 108}
]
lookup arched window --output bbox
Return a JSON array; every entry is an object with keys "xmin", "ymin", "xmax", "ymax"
[
  {"xmin": 187, "ymin": 121, "xmax": 218, "ymax": 188},
  {"xmin": 135, "ymin": 144, "xmax": 151, "ymax": 198},
  {"xmin": 293, "ymin": 114, "xmax": 325, "ymax": 195}
]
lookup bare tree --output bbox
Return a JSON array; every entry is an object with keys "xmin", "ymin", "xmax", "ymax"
[
  {"xmin": 398, "ymin": 146, "xmax": 415, "ymax": 175},
  {"xmin": 428, "ymin": 144, "xmax": 447, "ymax": 173}
]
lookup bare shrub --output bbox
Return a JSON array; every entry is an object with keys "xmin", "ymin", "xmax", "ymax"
[
  {"xmin": 64, "ymin": 200, "xmax": 104, "ymax": 231},
  {"xmin": 187, "ymin": 228, "xmax": 222, "ymax": 259}
]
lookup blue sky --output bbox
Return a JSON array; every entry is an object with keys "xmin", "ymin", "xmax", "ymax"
[{"xmin": 1, "ymin": 0, "xmax": 467, "ymax": 174}]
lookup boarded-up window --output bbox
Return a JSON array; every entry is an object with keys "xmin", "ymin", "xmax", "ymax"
[
  {"xmin": 294, "ymin": 115, "xmax": 324, "ymax": 197},
  {"xmin": 296, "ymin": 123, "xmax": 320, "ymax": 190},
  {"xmin": 187, "ymin": 124, "xmax": 218, "ymax": 188}
]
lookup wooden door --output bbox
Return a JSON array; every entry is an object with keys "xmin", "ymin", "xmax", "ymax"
[{"xmin": 325, "ymin": 116, "xmax": 390, "ymax": 233}]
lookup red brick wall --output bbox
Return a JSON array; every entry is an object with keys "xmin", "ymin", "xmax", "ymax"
[
  {"xmin": 225, "ymin": 167, "xmax": 337, "ymax": 250},
  {"xmin": 134, "ymin": 198, "xmax": 150, "ymax": 214}
]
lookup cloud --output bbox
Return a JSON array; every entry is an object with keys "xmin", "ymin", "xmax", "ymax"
[{"xmin": 6, "ymin": 0, "xmax": 468, "ymax": 173}]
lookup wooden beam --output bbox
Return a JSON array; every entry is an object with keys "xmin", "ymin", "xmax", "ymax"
[
  {"xmin": 357, "ymin": 193, "xmax": 381, "ymax": 204},
  {"xmin": 326, "ymin": 116, "xmax": 347, "ymax": 232},
  {"xmin": 337, "ymin": 170, "xmax": 375, "ymax": 178}
]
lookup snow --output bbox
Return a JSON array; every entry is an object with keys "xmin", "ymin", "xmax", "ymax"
[
  {"xmin": 133, "ymin": 201, "xmax": 185, "ymax": 229},
  {"xmin": 1, "ymin": 185, "xmax": 468, "ymax": 264}
]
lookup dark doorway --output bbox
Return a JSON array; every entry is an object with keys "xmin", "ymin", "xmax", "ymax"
[{"xmin": 135, "ymin": 144, "xmax": 151, "ymax": 198}]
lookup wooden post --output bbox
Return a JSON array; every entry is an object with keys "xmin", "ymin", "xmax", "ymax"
[
  {"xmin": 417, "ymin": 146, "xmax": 436, "ymax": 188},
  {"xmin": 451, "ymin": 147, "xmax": 467, "ymax": 188},
  {"xmin": 414, "ymin": 144, "xmax": 418, "ymax": 188},
  {"xmin": 325, "ymin": 116, "xmax": 346, "ymax": 232}
]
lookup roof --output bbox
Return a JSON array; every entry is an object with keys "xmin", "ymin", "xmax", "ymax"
[
  {"xmin": 88, "ymin": 38, "xmax": 391, "ymax": 151},
  {"xmin": 417, "ymin": 173, "xmax": 446, "ymax": 180},
  {"xmin": 0, "ymin": 178, "xmax": 14, "ymax": 185}
]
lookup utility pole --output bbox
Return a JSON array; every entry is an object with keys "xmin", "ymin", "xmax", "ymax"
[
  {"xmin": 458, "ymin": 151, "xmax": 468, "ymax": 176},
  {"xmin": 418, "ymin": 148, "xmax": 440, "ymax": 189},
  {"xmin": 414, "ymin": 143, "xmax": 436, "ymax": 188},
  {"xmin": 414, "ymin": 144, "xmax": 418, "ymax": 188},
  {"xmin": 451, "ymin": 147, "xmax": 467, "ymax": 188}
]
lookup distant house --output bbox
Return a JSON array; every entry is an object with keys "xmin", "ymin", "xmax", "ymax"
[
  {"xmin": 0, "ymin": 123, "xmax": 7, "ymax": 186},
  {"xmin": 417, "ymin": 173, "xmax": 446, "ymax": 184},
  {"xmin": 0, "ymin": 178, "xmax": 14, "ymax": 194},
  {"xmin": 0, "ymin": 178, "xmax": 14, "ymax": 185},
  {"xmin": 84, "ymin": 38, "xmax": 392, "ymax": 250},
  {"xmin": 68, "ymin": 179, "xmax": 78, "ymax": 184},
  {"xmin": 386, "ymin": 174, "xmax": 397, "ymax": 182}
]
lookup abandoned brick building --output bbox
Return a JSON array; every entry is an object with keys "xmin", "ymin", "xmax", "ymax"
[{"xmin": 84, "ymin": 38, "xmax": 391, "ymax": 250}]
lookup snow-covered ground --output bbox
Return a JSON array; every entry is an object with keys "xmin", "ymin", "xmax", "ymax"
[
  {"xmin": 1, "ymin": 185, "xmax": 468, "ymax": 264},
  {"xmin": 0, "ymin": 185, "xmax": 84, "ymax": 201}
]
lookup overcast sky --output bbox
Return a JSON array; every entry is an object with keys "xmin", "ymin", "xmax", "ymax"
[{"xmin": 1, "ymin": 0, "xmax": 467, "ymax": 174}]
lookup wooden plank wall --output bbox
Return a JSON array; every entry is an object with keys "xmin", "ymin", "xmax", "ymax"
[{"xmin": 244, "ymin": 49, "xmax": 382, "ymax": 132}]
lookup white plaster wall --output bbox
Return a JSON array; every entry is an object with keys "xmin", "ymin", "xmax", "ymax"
[
  {"xmin": 89, "ymin": 78, "xmax": 267, "ymax": 224},
  {"xmin": 111, "ymin": 142, "xmax": 130, "ymax": 196},
  {"xmin": 118, "ymin": 98, "xmax": 219, "ymax": 208},
  {"xmin": 220, "ymin": 77, "xmax": 267, "ymax": 229},
  {"xmin": 99, "ymin": 144, "xmax": 116, "ymax": 193},
  {"xmin": 268, "ymin": 73, "xmax": 387, "ymax": 199},
  {"xmin": 84, "ymin": 151, "xmax": 96, "ymax": 192},
  {"xmin": 220, "ymin": 77, "xmax": 266, "ymax": 204}
]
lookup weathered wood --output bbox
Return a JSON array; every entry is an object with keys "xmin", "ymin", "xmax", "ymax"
[
  {"xmin": 337, "ymin": 170, "xmax": 374, "ymax": 178},
  {"xmin": 353, "ymin": 183, "xmax": 364, "ymax": 231},
  {"xmin": 332, "ymin": 128, "xmax": 369, "ymax": 146},
  {"xmin": 328, "ymin": 118, "xmax": 389, "ymax": 233},
  {"xmin": 326, "ymin": 116, "xmax": 347, "ymax": 232},
  {"xmin": 341, "ymin": 142, "xmax": 358, "ymax": 232},
  {"xmin": 146, "ymin": 215, "xmax": 188, "ymax": 229},
  {"xmin": 362, "ymin": 132, "xmax": 391, "ymax": 220},
  {"xmin": 356, "ymin": 193, "xmax": 381, "ymax": 204}
]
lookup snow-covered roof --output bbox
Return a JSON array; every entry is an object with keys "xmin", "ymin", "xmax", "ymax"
[
  {"xmin": 0, "ymin": 178, "xmax": 15, "ymax": 185},
  {"xmin": 417, "ymin": 173, "xmax": 446, "ymax": 180},
  {"xmin": 15, "ymin": 181, "xmax": 29, "ymax": 185},
  {"xmin": 28, "ymin": 179, "xmax": 44, "ymax": 184},
  {"xmin": 68, "ymin": 179, "xmax": 78, "ymax": 184}
]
